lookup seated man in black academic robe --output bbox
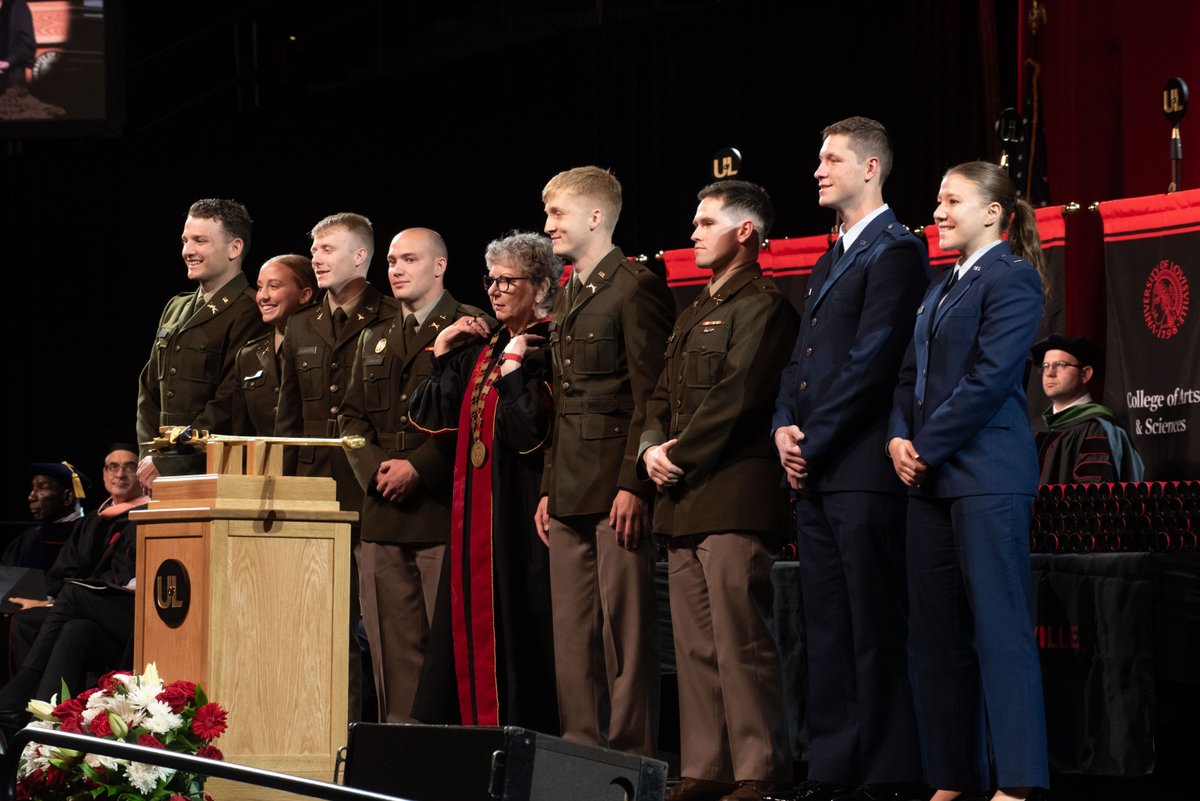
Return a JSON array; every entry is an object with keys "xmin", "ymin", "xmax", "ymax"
[
  {"xmin": 7, "ymin": 445, "xmax": 149, "ymax": 672},
  {"xmin": 1033, "ymin": 334, "xmax": 1144, "ymax": 484}
]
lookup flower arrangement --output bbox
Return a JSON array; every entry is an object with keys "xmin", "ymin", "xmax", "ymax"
[{"xmin": 16, "ymin": 663, "xmax": 228, "ymax": 801}]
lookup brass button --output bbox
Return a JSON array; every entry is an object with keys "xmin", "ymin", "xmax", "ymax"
[
  {"xmin": 563, "ymin": 381, "xmax": 571, "ymax": 390},
  {"xmin": 799, "ymin": 381, "xmax": 807, "ymax": 391},
  {"xmin": 400, "ymin": 393, "xmax": 408, "ymax": 402},
  {"xmin": 400, "ymin": 416, "xmax": 408, "ymax": 424},
  {"xmin": 169, "ymin": 367, "xmax": 176, "ymax": 375},
  {"xmin": 330, "ymin": 384, "xmax": 339, "ymax": 393},
  {"xmin": 810, "ymin": 317, "xmax": 818, "ymax": 327},
  {"xmin": 174, "ymin": 345, "xmax": 181, "ymax": 352},
  {"xmin": 587, "ymin": 332, "xmax": 594, "ymax": 339},
  {"xmin": 167, "ymin": 391, "xmax": 174, "ymax": 398},
  {"xmin": 805, "ymin": 347, "xmax": 813, "ymax": 357},
  {"xmin": 565, "ymin": 335, "xmax": 573, "ymax": 343},
  {"xmin": 329, "ymin": 405, "xmax": 338, "ymax": 414},
  {"xmin": 331, "ymin": 362, "xmax": 339, "ymax": 369},
  {"xmin": 564, "ymin": 358, "xmax": 572, "ymax": 367}
]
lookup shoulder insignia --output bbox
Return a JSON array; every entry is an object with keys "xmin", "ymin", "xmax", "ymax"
[{"xmin": 207, "ymin": 303, "xmax": 219, "ymax": 314}]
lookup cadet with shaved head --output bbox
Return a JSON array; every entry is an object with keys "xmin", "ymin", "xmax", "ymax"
[{"xmin": 339, "ymin": 227, "xmax": 491, "ymax": 722}]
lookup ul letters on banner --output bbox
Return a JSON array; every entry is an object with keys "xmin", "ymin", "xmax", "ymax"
[{"xmin": 1100, "ymin": 189, "xmax": 1200, "ymax": 478}]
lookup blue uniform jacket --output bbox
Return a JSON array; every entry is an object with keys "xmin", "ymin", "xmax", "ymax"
[
  {"xmin": 888, "ymin": 241, "xmax": 1043, "ymax": 497},
  {"xmin": 773, "ymin": 208, "xmax": 931, "ymax": 492}
]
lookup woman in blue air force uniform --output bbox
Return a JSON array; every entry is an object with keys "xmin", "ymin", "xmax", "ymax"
[{"xmin": 887, "ymin": 161, "xmax": 1049, "ymax": 801}]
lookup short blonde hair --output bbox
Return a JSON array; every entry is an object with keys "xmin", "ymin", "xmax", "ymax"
[
  {"xmin": 542, "ymin": 166, "xmax": 623, "ymax": 228},
  {"xmin": 310, "ymin": 212, "xmax": 375, "ymax": 266}
]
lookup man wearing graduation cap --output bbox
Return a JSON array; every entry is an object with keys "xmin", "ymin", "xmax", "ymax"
[
  {"xmin": 7, "ymin": 445, "xmax": 150, "ymax": 669},
  {"xmin": 135, "ymin": 198, "xmax": 268, "ymax": 488},
  {"xmin": 1033, "ymin": 334, "xmax": 1144, "ymax": 484},
  {"xmin": 3, "ymin": 462, "xmax": 88, "ymax": 572}
]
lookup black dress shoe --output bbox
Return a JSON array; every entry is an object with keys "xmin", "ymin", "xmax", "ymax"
[
  {"xmin": 795, "ymin": 780, "xmax": 851, "ymax": 800},
  {"xmin": 666, "ymin": 777, "xmax": 738, "ymax": 801},
  {"xmin": 719, "ymin": 780, "xmax": 782, "ymax": 801}
]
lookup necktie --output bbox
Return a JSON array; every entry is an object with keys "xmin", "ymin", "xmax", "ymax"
[
  {"xmin": 831, "ymin": 237, "xmax": 845, "ymax": 263},
  {"xmin": 568, "ymin": 274, "xmax": 583, "ymax": 307},
  {"xmin": 403, "ymin": 314, "xmax": 419, "ymax": 352},
  {"xmin": 332, "ymin": 307, "xmax": 348, "ymax": 339},
  {"xmin": 939, "ymin": 268, "xmax": 960, "ymax": 300}
]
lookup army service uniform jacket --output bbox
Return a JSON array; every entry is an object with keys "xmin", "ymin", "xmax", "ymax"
[
  {"xmin": 639, "ymin": 264, "xmax": 799, "ymax": 537},
  {"xmin": 277, "ymin": 285, "xmax": 398, "ymax": 513},
  {"xmin": 339, "ymin": 293, "xmax": 491, "ymax": 545},
  {"xmin": 231, "ymin": 332, "xmax": 281, "ymax": 436},
  {"xmin": 135, "ymin": 271, "xmax": 267, "ymax": 459},
  {"xmin": 542, "ymin": 248, "xmax": 674, "ymax": 516}
]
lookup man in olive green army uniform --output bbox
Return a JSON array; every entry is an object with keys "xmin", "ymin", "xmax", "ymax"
[
  {"xmin": 641, "ymin": 181, "xmax": 797, "ymax": 801},
  {"xmin": 535, "ymin": 166, "xmax": 673, "ymax": 756},
  {"xmin": 339, "ymin": 228, "xmax": 490, "ymax": 723},
  {"xmin": 135, "ymin": 198, "xmax": 268, "ymax": 487},
  {"xmin": 276, "ymin": 212, "xmax": 398, "ymax": 722}
]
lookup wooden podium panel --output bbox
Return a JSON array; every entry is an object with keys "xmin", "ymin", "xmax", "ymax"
[{"xmin": 132, "ymin": 473, "xmax": 356, "ymax": 789}]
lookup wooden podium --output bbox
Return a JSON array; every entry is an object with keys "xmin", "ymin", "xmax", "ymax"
[{"xmin": 131, "ymin": 438, "xmax": 357, "ymax": 792}]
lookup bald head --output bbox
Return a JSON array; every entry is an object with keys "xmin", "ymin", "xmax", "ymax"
[{"xmin": 387, "ymin": 227, "xmax": 448, "ymax": 313}]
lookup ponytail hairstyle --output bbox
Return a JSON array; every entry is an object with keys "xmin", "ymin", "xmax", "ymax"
[{"xmin": 944, "ymin": 161, "xmax": 1049, "ymax": 294}]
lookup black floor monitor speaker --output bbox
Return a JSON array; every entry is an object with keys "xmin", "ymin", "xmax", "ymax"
[{"xmin": 343, "ymin": 723, "xmax": 667, "ymax": 801}]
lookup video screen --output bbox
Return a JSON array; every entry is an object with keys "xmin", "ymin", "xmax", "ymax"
[{"xmin": 0, "ymin": 0, "xmax": 109, "ymax": 124}]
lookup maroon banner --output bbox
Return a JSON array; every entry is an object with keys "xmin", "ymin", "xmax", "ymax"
[
  {"xmin": 660, "ymin": 233, "xmax": 827, "ymax": 313},
  {"xmin": 1100, "ymin": 189, "xmax": 1200, "ymax": 479}
]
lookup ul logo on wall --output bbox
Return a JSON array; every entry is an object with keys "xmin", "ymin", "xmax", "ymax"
[
  {"xmin": 1142, "ymin": 260, "xmax": 1190, "ymax": 339},
  {"xmin": 154, "ymin": 559, "xmax": 191, "ymax": 629}
]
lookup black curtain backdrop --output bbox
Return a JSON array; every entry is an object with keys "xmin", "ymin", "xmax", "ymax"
[{"xmin": 0, "ymin": 1, "xmax": 1009, "ymax": 521}]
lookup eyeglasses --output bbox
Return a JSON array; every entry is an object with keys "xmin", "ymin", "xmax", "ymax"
[
  {"xmin": 1037, "ymin": 361, "xmax": 1083, "ymax": 373},
  {"xmin": 104, "ymin": 462, "xmax": 138, "ymax": 475},
  {"xmin": 482, "ymin": 275, "xmax": 530, "ymax": 293}
]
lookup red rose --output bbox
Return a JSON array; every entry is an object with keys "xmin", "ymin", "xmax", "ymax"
[
  {"xmin": 196, "ymin": 745, "xmax": 224, "ymax": 761},
  {"xmin": 44, "ymin": 767, "xmax": 66, "ymax": 788},
  {"xmin": 191, "ymin": 702, "xmax": 228, "ymax": 740},
  {"xmin": 58, "ymin": 714, "xmax": 82, "ymax": 733},
  {"xmin": 89, "ymin": 712, "xmax": 113, "ymax": 737},
  {"xmin": 52, "ymin": 698, "xmax": 84, "ymax": 721},
  {"xmin": 76, "ymin": 687, "xmax": 98, "ymax": 704},
  {"xmin": 169, "ymin": 794, "xmax": 190, "ymax": 801},
  {"xmin": 97, "ymin": 670, "xmax": 128, "ymax": 692},
  {"xmin": 138, "ymin": 733, "xmax": 165, "ymax": 749},
  {"xmin": 157, "ymin": 680, "xmax": 197, "ymax": 714}
]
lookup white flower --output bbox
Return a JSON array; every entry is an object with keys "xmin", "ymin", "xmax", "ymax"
[
  {"xmin": 86, "ymin": 690, "xmax": 114, "ymax": 711},
  {"xmin": 126, "ymin": 680, "xmax": 165, "ymax": 712},
  {"xmin": 141, "ymin": 700, "xmax": 183, "ymax": 735},
  {"xmin": 81, "ymin": 707, "xmax": 100, "ymax": 725},
  {"xmin": 124, "ymin": 762, "xmax": 174, "ymax": 794},
  {"xmin": 83, "ymin": 752, "xmax": 121, "ymax": 772}
]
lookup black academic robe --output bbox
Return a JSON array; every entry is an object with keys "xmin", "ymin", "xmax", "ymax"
[{"xmin": 407, "ymin": 321, "xmax": 558, "ymax": 734}]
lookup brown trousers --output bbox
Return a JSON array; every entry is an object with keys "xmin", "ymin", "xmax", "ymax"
[
  {"xmin": 358, "ymin": 540, "xmax": 445, "ymax": 723},
  {"xmin": 667, "ymin": 532, "xmax": 792, "ymax": 784},
  {"xmin": 548, "ymin": 514, "xmax": 659, "ymax": 755}
]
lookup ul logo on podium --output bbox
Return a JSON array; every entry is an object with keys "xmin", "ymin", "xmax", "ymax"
[{"xmin": 154, "ymin": 559, "xmax": 191, "ymax": 629}]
